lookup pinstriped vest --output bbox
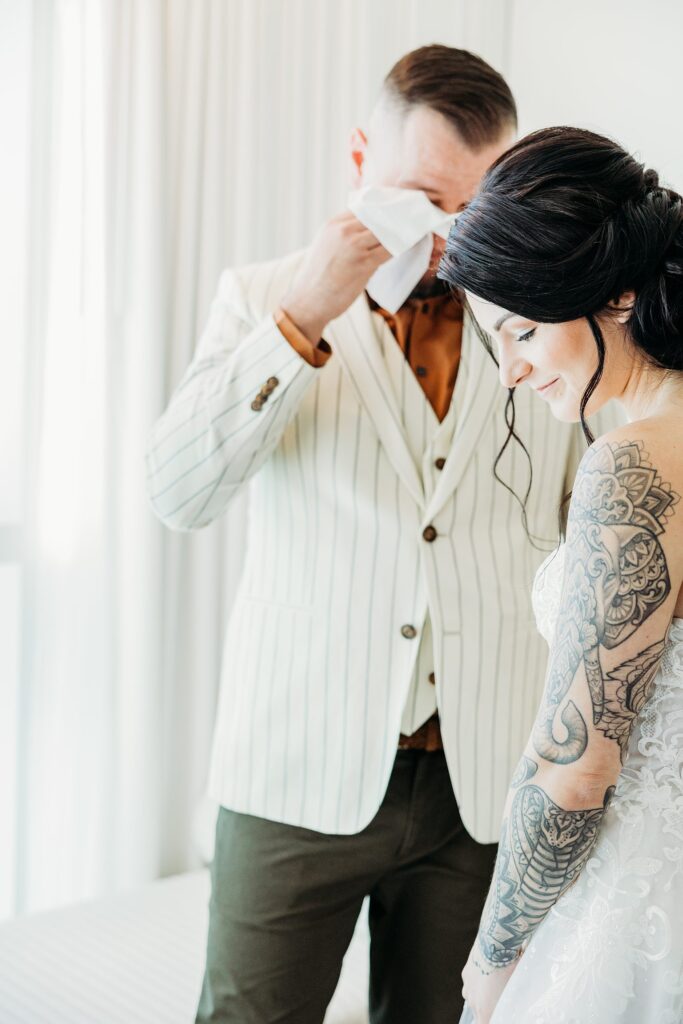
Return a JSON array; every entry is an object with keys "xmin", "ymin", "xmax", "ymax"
[{"xmin": 375, "ymin": 313, "xmax": 459, "ymax": 734}]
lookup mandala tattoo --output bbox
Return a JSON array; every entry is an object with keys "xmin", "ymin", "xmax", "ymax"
[
  {"xmin": 478, "ymin": 784, "xmax": 613, "ymax": 967},
  {"xmin": 533, "ymin": 441, "xmax": 678, "ymax": 766}
]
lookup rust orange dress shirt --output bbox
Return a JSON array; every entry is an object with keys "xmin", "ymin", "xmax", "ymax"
[{"xmin": 276, "ymin": 292, "xmax": 464, "ymax": 422}]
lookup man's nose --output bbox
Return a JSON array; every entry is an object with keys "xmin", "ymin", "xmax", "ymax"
[{"xmin": 498, "ymin": 349, "xmax": 532, "ymax": 389}]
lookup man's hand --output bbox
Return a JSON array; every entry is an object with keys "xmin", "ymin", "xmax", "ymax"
[
  {"xmin": 461, "ymin": 942, "xmax": 519, "ymax": 1024},
  {"xmin": 281, "ymin": 211, "xmax": 391, "ymax": 342}
]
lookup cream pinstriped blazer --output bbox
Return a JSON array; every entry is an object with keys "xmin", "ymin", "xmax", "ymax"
[{"xmin": 146, "ymin": 249, "xmax": 602, "ymax": 843}]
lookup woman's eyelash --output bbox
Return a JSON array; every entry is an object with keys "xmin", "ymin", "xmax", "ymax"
[{"xmin": 516, "ymin": 328, "xmax": 536, "ymax": 343}]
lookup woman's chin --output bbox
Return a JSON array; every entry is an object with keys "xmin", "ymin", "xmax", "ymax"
[{"xmin": 537, "ymin": 392, "xmax": 580, "ymax": 423}]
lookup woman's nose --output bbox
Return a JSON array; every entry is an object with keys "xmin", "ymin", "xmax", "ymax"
[{"xmin": 498, "ymin": 349, "xmax": 532, "ymax": 389}]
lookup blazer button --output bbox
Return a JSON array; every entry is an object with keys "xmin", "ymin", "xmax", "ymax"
[
  {"xmin": 251, "ymin": 398, "xmax": 264, "ymax": 411},
  {"xmin": 422, "ymin": 525, "xmax": 438, "ymax": 542},
  {"xmin": 434, "ymin": 457, "xmax": 446, "ymax": 471},
  {"xmin": 400, "ymin": 624, "xmax": 418, "ymax": 639},
  {"xmin": 428, "ymin": 672, "xmax": 436, "ymax": 685},
  {"xmin": 265, "ymin": 376, "xmax": 279, "ymax": 392}
]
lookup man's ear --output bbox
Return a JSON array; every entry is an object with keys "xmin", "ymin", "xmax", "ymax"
[
  {"xmin": 609, "ymin": 290, "xmax": 636, "ymax": 324},
  {"xmin": 349, "ymin": 127, "xmax": 368, "ymax": 186}
]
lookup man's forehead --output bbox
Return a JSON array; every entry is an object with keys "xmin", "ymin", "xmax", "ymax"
[
  {"xmin": 398, "ymin": 138, "xmax": 471, "ymax": 198},
  {"xmin": 397, "ymin": 172, "xmax": 453, "ymax": 196},
  {"xmin": 399, "ymin": 117, "xmax": 500, "ymax": 201},
  {"xmin": 401, "ymin": 115, "xmax": 467, "ymax": 163}
]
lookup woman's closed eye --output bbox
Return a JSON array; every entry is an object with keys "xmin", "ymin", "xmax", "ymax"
[{"xmin": 515, "ymin": 327, "xmax": 537, "ymax": 343}]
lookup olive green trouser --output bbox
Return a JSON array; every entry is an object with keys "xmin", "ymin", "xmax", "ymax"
[{"xmin": 196, "ymin": 749, "xmax": 497, "ymax": 1024}]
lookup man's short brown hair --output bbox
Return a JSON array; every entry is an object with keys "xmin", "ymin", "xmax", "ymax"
[{"xmin": 383, "ymin": 44, "xmax": 517, "ymax": 149}]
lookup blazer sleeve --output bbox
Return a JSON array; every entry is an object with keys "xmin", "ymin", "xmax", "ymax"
[{"xmin": 145, "ymin": 267, "xmax": 320, "ymax": 531}]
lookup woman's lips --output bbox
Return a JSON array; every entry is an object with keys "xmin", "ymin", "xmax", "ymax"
[{"xmin": 535, "ymin": 377, "xmax": 560, "ymax": 395}]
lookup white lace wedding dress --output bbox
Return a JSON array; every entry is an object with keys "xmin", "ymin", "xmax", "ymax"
[{"xmin": 488, "ymin": 545, "xmax": 683, "ymax": 1024}]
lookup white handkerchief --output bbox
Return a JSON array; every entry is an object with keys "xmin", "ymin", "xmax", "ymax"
[{"xmin": 348, "ymin": 185, "xmax": 457, "ymax": 314}]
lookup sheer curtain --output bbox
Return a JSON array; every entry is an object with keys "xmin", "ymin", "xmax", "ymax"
[
  {"xmin": 19, "ymin": 0, "xmax": 167, "ymax": 912},
  {"xmin": 18, "ymin": 0, "xmax": 215, "ymax": 913},
  {"xmin": 14, "ymin": 0, "xmax": 509, "ymax": 916}
]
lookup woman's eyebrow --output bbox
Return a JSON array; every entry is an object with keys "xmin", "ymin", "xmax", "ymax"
[{"xmin": 493, "ymin": 311, "xmax": 515, "ymax": 332}]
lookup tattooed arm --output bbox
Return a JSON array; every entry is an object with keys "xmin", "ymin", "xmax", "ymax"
[{"xmin": 473, "ymin": 437, "xmax": 681, "ymax": 975}]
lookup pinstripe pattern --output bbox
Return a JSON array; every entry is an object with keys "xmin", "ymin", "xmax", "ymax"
[
  {"xmin": 377, "ymin": 315, "xmax": 459, "ymax": 734},
  {"xmin": 146, "ymin": 249, "xmax": 618, "ymax": 842}
]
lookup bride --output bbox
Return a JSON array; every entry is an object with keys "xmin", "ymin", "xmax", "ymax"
[{"xmin": 438, "ymin": 126, "xmax": 683, "ymax": 1023}]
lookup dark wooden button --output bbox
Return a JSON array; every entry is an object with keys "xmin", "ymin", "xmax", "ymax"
[
  {"xmin": 428, "ymin": 672, "xmax": 436, "ymax": 685},
  {"xmin": 251, "ymin": 398, "xmax": 264, "ymax": 411},
  {"xmin": 400, "ymin": 624, "xmax": 418, "ymax": 639},
  {"xmin": 434, "ymin": 457, "xmax": 446, "ymax": 471},
  {"xmin": 422, "ymin": 525, "xmax": 438, "ymax": 542}
]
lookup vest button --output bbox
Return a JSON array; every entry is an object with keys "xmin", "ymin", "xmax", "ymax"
[
  {"xmin": 434, "ymin": 457, "xmax": 446, "ymax": 471},
  {"xmin": 400, "ymin": 624, "xmax": 418, "ymax": 639},
  {"xmin": 422, "ymin": 525, "xmax": 438, "ymax": 542},
  {"xmin": 428, "ymin": 672, "xmax": 436, "ymax": 685}
]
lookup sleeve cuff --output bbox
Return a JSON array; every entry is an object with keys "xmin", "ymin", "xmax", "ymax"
[{"xmin": 274, "ymin": 307, "xmax": 333, "ymax": 368}]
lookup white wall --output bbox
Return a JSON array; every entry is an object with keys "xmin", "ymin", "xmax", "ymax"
[{"xmin": 505, "ymin": 0, "xmax": 683, "ymax": 190}]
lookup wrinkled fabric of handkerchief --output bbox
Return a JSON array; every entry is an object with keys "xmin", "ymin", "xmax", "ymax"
[{"xmin": 348, "ymin": 185, "xmax": 458, "ymax": 313}]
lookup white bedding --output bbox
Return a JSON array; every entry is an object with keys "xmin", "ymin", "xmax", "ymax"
[{"xmin": 0, "ymin": 870, "xmax": 369, "ymax": 1023}]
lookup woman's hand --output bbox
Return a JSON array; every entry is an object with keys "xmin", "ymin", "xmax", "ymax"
[{"xmin": 461, "ymin": 942, "xmax": 519, "ymax": 1023}]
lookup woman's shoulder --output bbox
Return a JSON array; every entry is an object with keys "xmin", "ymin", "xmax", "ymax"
[
  {"xmin": 577, "ymin": 416, "xmax": 683, "ymax": 493},
  {"xmin": 571, "ymin": 419, "xmax": 683, "ymax": 561}
]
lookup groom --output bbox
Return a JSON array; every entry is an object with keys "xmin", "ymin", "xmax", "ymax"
[{"xmin": 147, "ymin": 46, "xmax": 594, "ymax": 1023}]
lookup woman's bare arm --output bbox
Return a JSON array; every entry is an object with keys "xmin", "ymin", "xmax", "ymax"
[{"xmin": 476, "ymin": 436, "xmax": 681, "ymax": 969}]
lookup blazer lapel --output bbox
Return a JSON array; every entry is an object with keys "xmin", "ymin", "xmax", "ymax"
[
  {"xmin": 423, "ymin": 315, "xmax": 503, "ymax": 525},
  {"xmin": 326, "ymin": 294, "xmax": 425, "ymax": 508}
]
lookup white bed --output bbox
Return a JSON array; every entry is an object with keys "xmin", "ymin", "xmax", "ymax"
[{"xmin": 0, "ymin": 870, "xmax": 370, "ymax": 1023}]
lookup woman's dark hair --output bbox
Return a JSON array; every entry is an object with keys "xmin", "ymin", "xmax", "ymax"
[{"xmin": 438, "ymin": 126, "xmax": 683, "ymax": 537}]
